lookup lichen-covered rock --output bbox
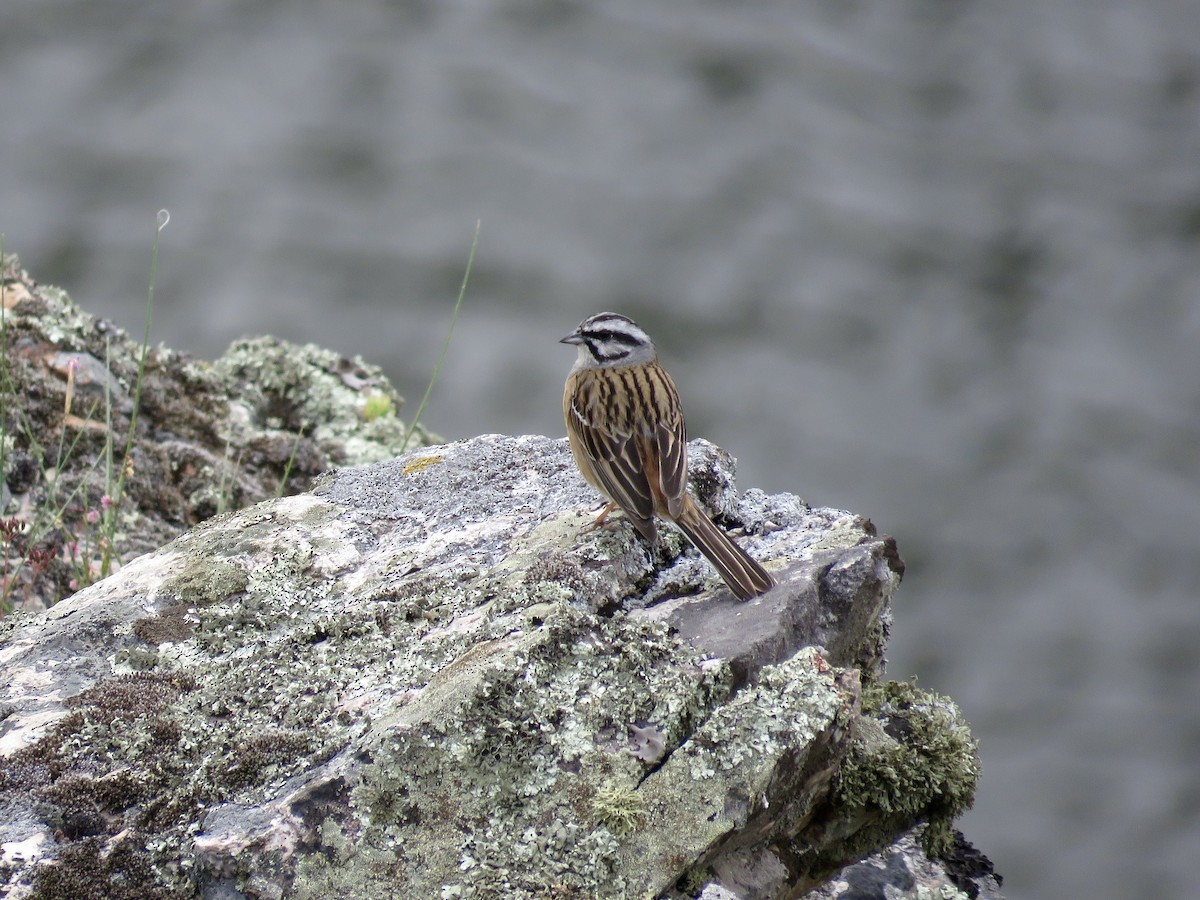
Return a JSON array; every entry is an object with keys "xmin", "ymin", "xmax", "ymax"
[
  {"xmin": 0, "ymin": 253, "xmax": 435, "ymax": 614},
  {"xmin": 796, "ymin": 827, "xmax": 1003, "ymax": 900},
  {"xmin": 0, "ymin": 433, "xmax": 994, "ymax": 899}
]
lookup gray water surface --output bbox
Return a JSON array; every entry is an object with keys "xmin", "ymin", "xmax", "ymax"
[{"xmin": 3, "ymin": 3, "xmax": 1199, "ymax": 898}]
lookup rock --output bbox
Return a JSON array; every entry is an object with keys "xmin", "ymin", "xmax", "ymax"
[
  {"xmin": 0, "ymin": 431, "xmax": 994, "ymax": 899},
  {"xmin": 795, "ymin": 828, "xmax": 1004, "ymax": 900}
]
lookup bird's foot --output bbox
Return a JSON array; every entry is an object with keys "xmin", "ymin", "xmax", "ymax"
[{"xmin": 578, "ymin": 501, "xmax": 620, "ymax": 535}]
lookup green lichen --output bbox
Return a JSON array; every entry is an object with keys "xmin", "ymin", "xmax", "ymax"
[
  {"xmin": 322, "ymin": 599, "xmax": 746, "ymax": 898},
  {"xmin": 159, "ymin": 559, "xmax": 249, "ymax": 607},
  {"xmin": 591, "ymin": 783, "xmax": 647, "ymax": 835},
  {"xmin": 292, "ymin": 843, "xmax": 404, "ymax": 900},
  {"xmin": 210, "ymin": 336, "xmax": 436, "ymax": 465},
  {"xmin": 834, "ymin": 680, "xmax": 981, "ymax": 857},
  {"xmin": 914, "ymin": 884, "xmax": 973, "ymax": 900},
  {"xmin": 27, "ymin": 285, "xmax": 101, "ymax": 347},
  {"xmin": 361, "ymin": 392, "xmax": 396, "ymax": 422},
  {"xmin": 685, "ymin": 649, "xmax": 844, "ymax": 778}
]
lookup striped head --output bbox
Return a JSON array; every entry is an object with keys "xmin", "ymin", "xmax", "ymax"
[{"xmin": 560, "ymin": 312, "xmax": 658, "ymax": 370}]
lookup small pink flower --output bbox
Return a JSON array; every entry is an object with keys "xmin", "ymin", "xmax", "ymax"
[
  {"xmin": 69, "ymin": 579, "xmax": 79, "ymax": 590},
  {"xmin": 100, "ymin": 495, "xmax": 113, "ymax": 509},
  {"xmin": 85, "ymin": 510, "xmax": 101, "ymax": 525},
  {"xmin": 66, "ymin": 357, "xmax": 81, "ymax": 374}
]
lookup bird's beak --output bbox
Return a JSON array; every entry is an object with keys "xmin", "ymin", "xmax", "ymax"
[{"xmin": 559, "ymin": 330, "xmax": 584, "ymax": 345}]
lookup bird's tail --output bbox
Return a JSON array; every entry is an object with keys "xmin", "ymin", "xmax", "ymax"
[{"xmin": 674, "ymin": 498, "xmax": 775, "ymax": 600}]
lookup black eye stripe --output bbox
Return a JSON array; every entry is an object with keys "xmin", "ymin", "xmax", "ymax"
[{"xmin": 586, "ymin": 329, "xmax": 627, "ymax": 343}]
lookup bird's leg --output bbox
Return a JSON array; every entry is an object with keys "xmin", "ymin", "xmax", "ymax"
[{"xmin": 578, "ymin": 501, "xmax": 620, "ymax": 535}]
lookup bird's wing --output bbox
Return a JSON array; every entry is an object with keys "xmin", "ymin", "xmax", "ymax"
[
  {"xmin": 567, "ymin": 391, "xmax": 656, "ymax": 527},
  {"xmin": 654, "ymin": 408, "xmax": 688, "ymax": 519}
]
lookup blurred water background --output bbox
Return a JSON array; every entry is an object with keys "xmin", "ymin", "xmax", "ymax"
[{"xmin": 3, "ymin": 2, "xmax": 1199, "ymax": 897}]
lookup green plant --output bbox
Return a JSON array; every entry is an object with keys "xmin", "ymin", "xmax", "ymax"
[
  {"xmin": 0, "ymin": 212, "xmax": 167, "ymax": 612},
  {"xmin": 274, "ymin": 430, "xmax": 305, "ymax": 498},
  {"xmin": 0, "ymin": 237, "xmax": 105, "ymax": 605}
]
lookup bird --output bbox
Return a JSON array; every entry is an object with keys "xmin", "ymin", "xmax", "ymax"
[{"xmin": 560, "ymin": 312, "xmax": 776, "ymax": 600}]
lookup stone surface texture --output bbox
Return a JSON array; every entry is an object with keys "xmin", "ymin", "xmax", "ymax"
[{"xmin": 1, "ymin": 433, "xmax": 991, "ymax": 899}]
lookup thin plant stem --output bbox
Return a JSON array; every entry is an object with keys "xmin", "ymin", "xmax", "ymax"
[
  {"xmin": 216, "ymin": 440, "xmax": 242, "ymax": 515},
  {"xmin": 101, "ymin": 209, "xmax": 169, "ymax": 576},
  {"xmin": 400, "ymin": 219, "xmax": 480, "ymax": 454},
  {"xmin": 275, "ymin": 430, "xmax": 304, "ymax": 497}
]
